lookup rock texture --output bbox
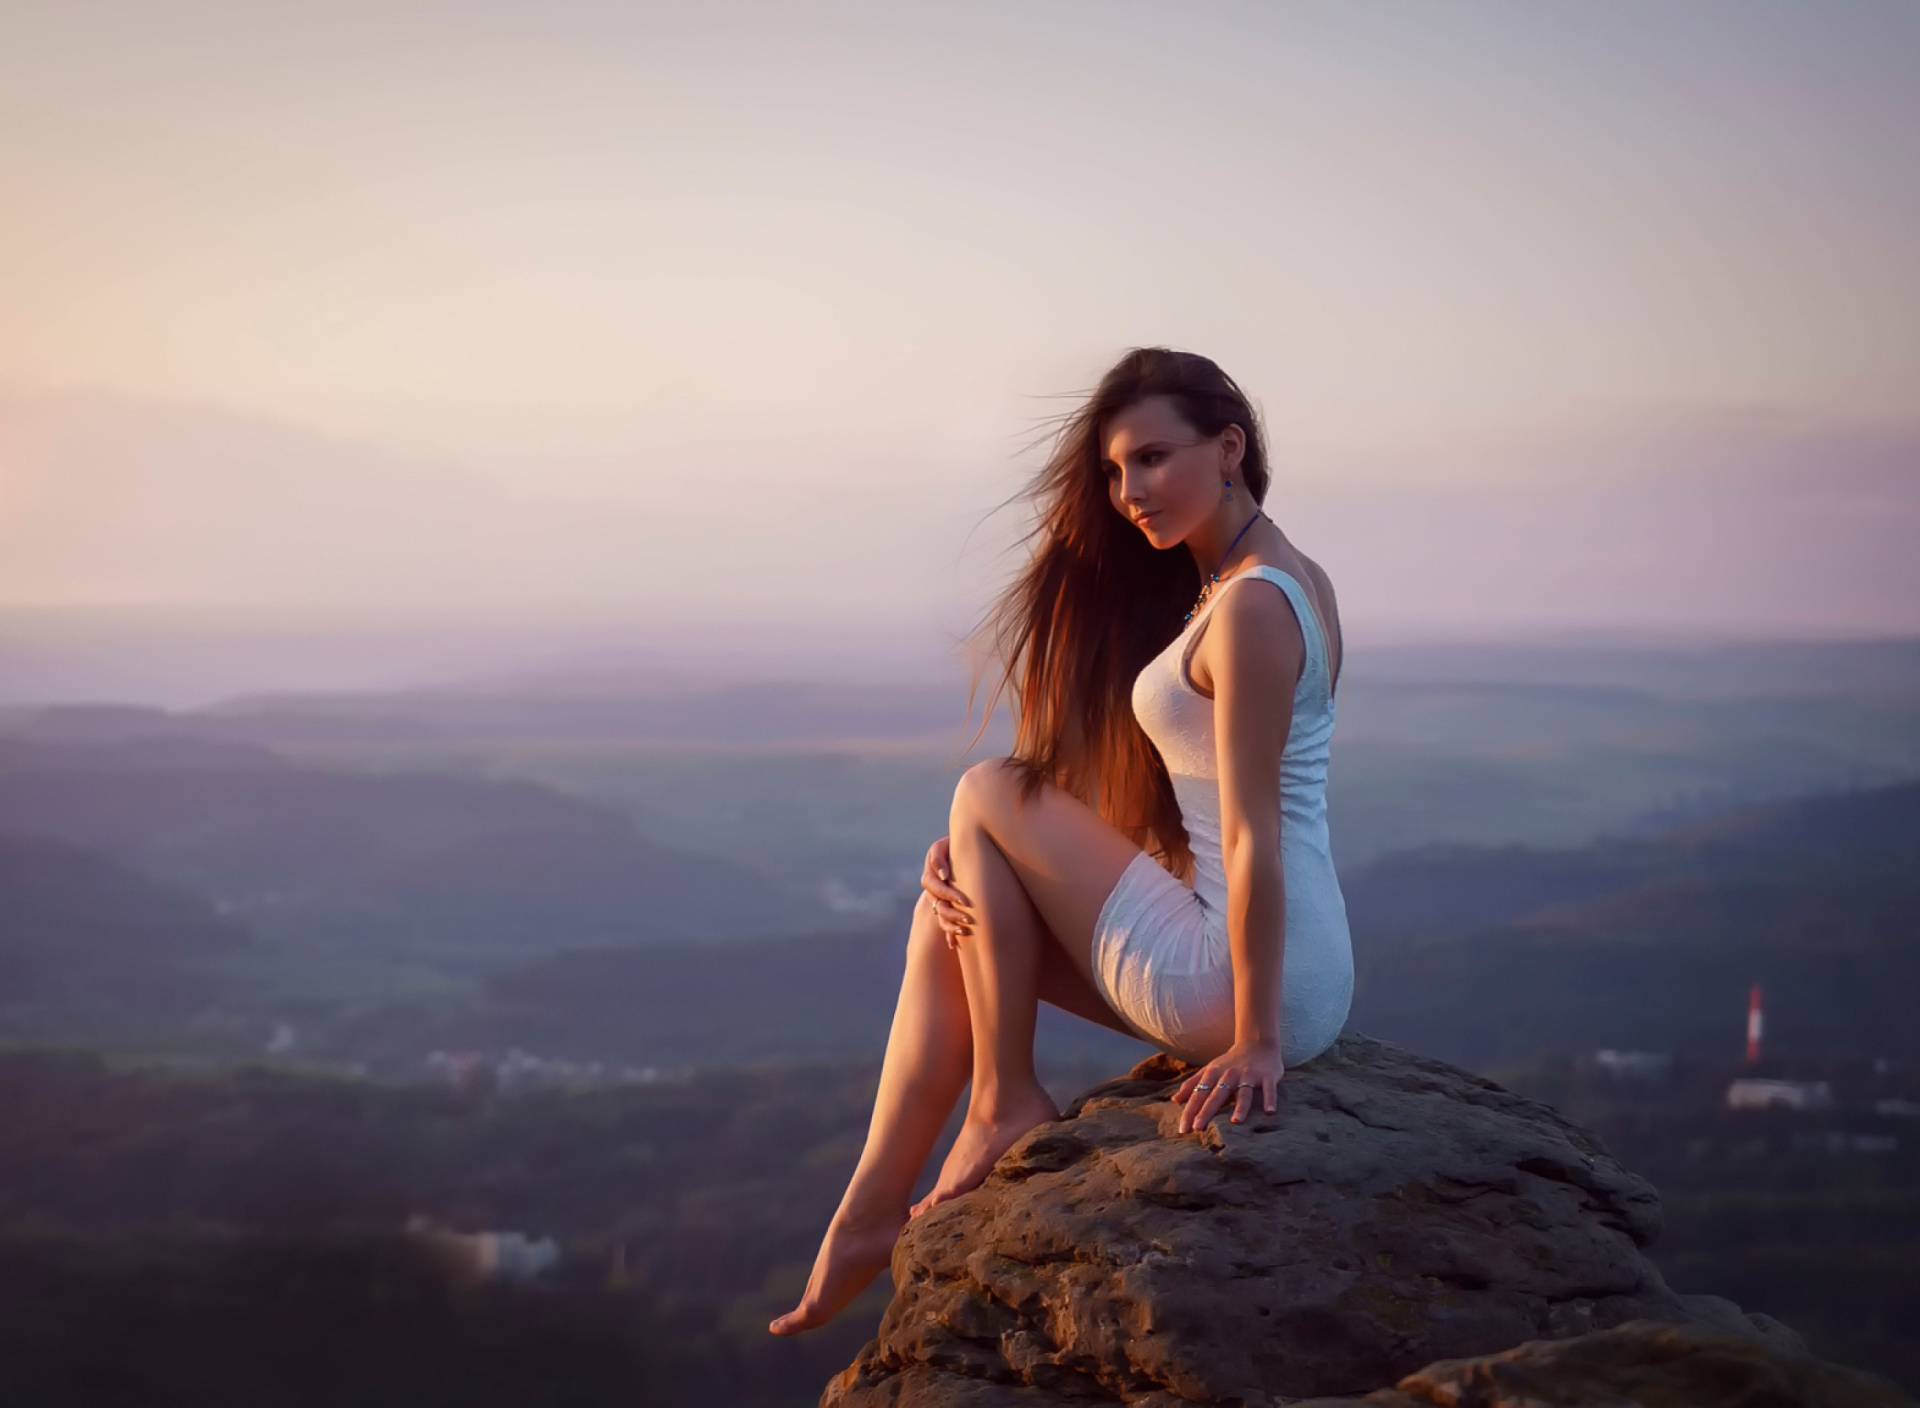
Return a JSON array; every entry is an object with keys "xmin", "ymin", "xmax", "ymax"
[
  {"xmin": 1297, "ymin": 1320, "xmax": 1911, "ymax": 1407},
  {"xmin": 823, "ymin": 1034, "xmax": 1803, "ymax": 1407}
]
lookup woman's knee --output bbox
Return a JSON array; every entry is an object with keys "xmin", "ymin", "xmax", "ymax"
[{"xmin": 950, "ymin": 756, "xmax": 1024, "ymax": 832}]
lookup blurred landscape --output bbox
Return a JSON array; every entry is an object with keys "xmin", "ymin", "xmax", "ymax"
[
  {"xmin": 3, "ymin": 631, "xmax": 1918, "ymax": 1401},
  {"xmin": 6, "ymin": 0, "xmax": 1917, "ymax": 1399}
]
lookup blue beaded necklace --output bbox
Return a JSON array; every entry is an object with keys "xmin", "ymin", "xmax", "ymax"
[{"xmin": 1184, "ymin": 509, "xmax": 1266, "ymax": 626}]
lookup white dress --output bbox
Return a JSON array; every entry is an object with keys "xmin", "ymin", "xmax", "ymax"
[{"xmin": 1088, "ymin": 565, "xmax": 1354, "ymax": 1066}]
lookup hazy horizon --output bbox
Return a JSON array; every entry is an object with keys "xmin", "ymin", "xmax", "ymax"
[
  {"xmin": 4, "ymin": 601, "xmax": 1916, "ymax": 711},
  {"xmin": 3, "ymin": 2, "xmax": 1916, "ymax": 656}
]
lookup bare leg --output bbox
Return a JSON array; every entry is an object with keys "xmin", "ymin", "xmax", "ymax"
[
  {"xmin": 909, "ymin": 814, "xmax": 1063, "ymax": 1216},
  {"xmin": 768, "ymin": 893, "xmax": 971, "ymax": 1335},
  {"xmin": 773, "ymin": 758, "xmax": 1146, "ymax": 1329},
  {"xmin": 911, "ymin": 758, "xmax": 1145, "ymax": 1214}
]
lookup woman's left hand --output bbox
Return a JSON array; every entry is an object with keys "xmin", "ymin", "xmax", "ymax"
[
  {"xmin": 920, "ymin": 836, "xmax": 975, "ymax": 948},
  {"xmin": 1173, "ymin": 1040, "xmax": 1284, "ymax": 1133}
]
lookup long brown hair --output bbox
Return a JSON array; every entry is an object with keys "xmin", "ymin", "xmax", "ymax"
[{"xmin": 973, "ymin": 348, "xmax": 1271, "ymax": 875}]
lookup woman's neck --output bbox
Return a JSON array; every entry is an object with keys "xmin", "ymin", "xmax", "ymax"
[{"xmin": 1185, "ymin": 502, "xmax": 1270, "ymax": 580}]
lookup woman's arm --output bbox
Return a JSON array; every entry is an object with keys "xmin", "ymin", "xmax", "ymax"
[{"xmin": 1174, "ymin": 581, "xmax": 1302, "ymax": 1132}]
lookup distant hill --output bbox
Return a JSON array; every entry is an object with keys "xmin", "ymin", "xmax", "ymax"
[
  {"xmin": 9, "ymin": 647, "xmax": 1917, "ymax": 881},
  {"xmin": 341, "ymin": 915, "xmax": 1147, "ymax": 1073},
  {"xmin": 0, "ymin": 738, "xmax": 829, "ymax": 965},
  {"xmin": 4, "ymin": 682, "xmax": 990, "ymax": 751},
  {"xmin": 1663, "ymin": 781, "xmax": 1920, "ymax": 861},
  {"xmin": 2, "ymin": 725, "xmax": 1912, "ymax": 1074},
  {"xmin": 425, "ymin": 922, "xmax": 909, "ymax": 1066},
  {"xmin": 1345, "ymin": 636, "xmax": 1920, "ymax": 698},
  {"xmin": 1344, "ymin": 781, "xmax": 1920, "ymax": 1067},
  {"xmin": 0, "ymin": 831, "xmax": 248, "ymax": 1027},
  {"xmin": 380, "ymin": 782, "xmax": 1917, "ymax": 1075}
]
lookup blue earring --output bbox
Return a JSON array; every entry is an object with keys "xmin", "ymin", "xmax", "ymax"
[{"xmin": 1224, "ymin": 476, "xmax": 1235, "ymax": 502}]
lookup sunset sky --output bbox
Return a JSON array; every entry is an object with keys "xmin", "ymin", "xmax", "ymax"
[{"xmin": 2, "ymin": 1, "xmax": 1916, "ymax": 674}]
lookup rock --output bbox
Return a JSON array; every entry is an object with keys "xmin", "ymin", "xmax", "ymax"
[
  {"xmin": 822, "ymin": 1034, "xmax": 1797, "ymax": 1406},
  {"xmin": 1292, "ymin": 1319, "xmax": 1912, "ymax": 1407}
]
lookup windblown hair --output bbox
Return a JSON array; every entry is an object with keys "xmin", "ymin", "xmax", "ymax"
[{"xmin": 974, "ymin": 348, "xmax": 1270, "ymax": 876}]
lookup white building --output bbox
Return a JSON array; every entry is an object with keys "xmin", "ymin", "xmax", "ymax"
[
  {"xmin": 1725, "ymin": 1078, "xmax": 1834, "ymax": 1111},
  {"xmin": 1592, "ymin": 1050, "xmax": 1672, "ymax": 1080},
  {"xmin": 406, "ymin": 1216, "xmax": 561, "ymax": 1283}
]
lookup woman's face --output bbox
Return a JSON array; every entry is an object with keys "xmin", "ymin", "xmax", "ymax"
[{"xmin": 1101, "ymin": 395, "xmax": 1241, "ymax": 550}]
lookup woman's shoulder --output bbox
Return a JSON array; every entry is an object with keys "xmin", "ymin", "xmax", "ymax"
[
  {"xmin": 1206, "ymin": 568, "xmax": 1309, "ymax": 667},
  {"xmin": 1260, "ymin": 553, "xmax": 1339, "ymax": 634},
  {"xmin": 1217, "ymin": 554, "xmax": 1341, "ymax": 682},
  {"xmin": 1220, "ymin": 555, "xmax": 1334, "ymax": 624}
]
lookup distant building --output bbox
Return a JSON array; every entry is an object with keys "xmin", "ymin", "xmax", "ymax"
[
  {"xmin": 426, "ymin": 1049, "xmax": 672, "ymax": 1091},
  {"xmin": 498, "ymin": 1048, "xmax": 607, "ymax": 1090},
  {"xmin": 425, "ymin": 1050, "xmax": 488, "ymax": 1088},
  {"xmin": 1726, "ymin": 1078, "xmax": 1834, "ymax": 1111},
  {"xmin": 1592, "ymin": 1050, "xmax": 1672, "ymax": 1081},
  {"xmin": 605, "ymin": 1242, "xmax": 634, "ymax": 1293},
  {"xmin": 488, "ymin": 1231, "xmax": 561, "ymax": 1281},
  {"xmin": 406, "ymin": 1216, "xmax": 560, "ymax": 1283}
]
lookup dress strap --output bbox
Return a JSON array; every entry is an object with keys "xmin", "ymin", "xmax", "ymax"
[{"xmin": 1181, "ymin": 565, "xmax": 1333, "ymax": 704}]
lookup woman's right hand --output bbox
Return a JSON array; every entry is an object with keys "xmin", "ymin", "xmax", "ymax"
[{"xmin": 920, "ymin": 836, "xmax": 975, "ymax": 949}]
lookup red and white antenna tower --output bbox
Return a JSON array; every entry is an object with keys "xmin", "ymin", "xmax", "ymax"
[{"xmin": 1745, "ymin": 983, "xmax": 1764, "ymax": 1064}]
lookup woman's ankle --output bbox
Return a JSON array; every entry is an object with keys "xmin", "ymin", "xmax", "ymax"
[{"xmin": 965, "ymin": 1077, "xmax": 1054, "ymax": 1125}]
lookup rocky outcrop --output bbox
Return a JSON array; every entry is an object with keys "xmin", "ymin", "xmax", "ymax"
[
  {"xmin": 823, "ymin": 1035, "xmax": 1812, "ymax": 1407},
  {"xmin": 1298, "ymin": 1320, "xmax": 1910, "ymax": 1407}
]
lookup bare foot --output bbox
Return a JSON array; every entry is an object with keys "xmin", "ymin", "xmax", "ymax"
[
  {"xmin": 767, "ymin": 1210, "xmax": 906, "ymax": 1336},
  {"xmin": 909, "ymin": 1085, "xmax": 1060, "ymax": 1218}
]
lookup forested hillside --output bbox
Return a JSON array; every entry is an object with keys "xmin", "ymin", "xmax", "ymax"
[
  {"xmin": 0, "ymin": 832, "xmax": 247, "ymax": 1031},
  {"xmin": 365, "ymin": 780, "xmax": 1920, "ymax": 1073},
  {"xmin": 1346, "ymin": 782, "xmax": 1920, "ymax": 1068},
  {"xmin": 0, "ymin": 737, "xmax": 825, "ymax": 965}
]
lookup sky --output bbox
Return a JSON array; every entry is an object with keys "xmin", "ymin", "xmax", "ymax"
[{"xmin": 1, "ymin": 0, "xmax": 1916, "ymax": 684}]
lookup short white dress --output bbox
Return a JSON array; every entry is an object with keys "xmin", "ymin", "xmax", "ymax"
[{"xmin": 1090, "ymin": 565, "xmax": 1354, "ymax": 1067}]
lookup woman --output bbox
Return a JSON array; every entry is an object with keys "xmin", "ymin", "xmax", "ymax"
[{"xmin": 769, "ymin": 347, "xmax": 1352, "ymax": 1336}]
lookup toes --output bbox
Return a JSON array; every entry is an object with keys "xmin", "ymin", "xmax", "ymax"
[
  {"xmin": 770, "ymin": 1302, "xmax": 825, "ymax": 1336},
  {"xmin": 911, "ymin": 1186, "xmax": 955, "ymax": 1219}
]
